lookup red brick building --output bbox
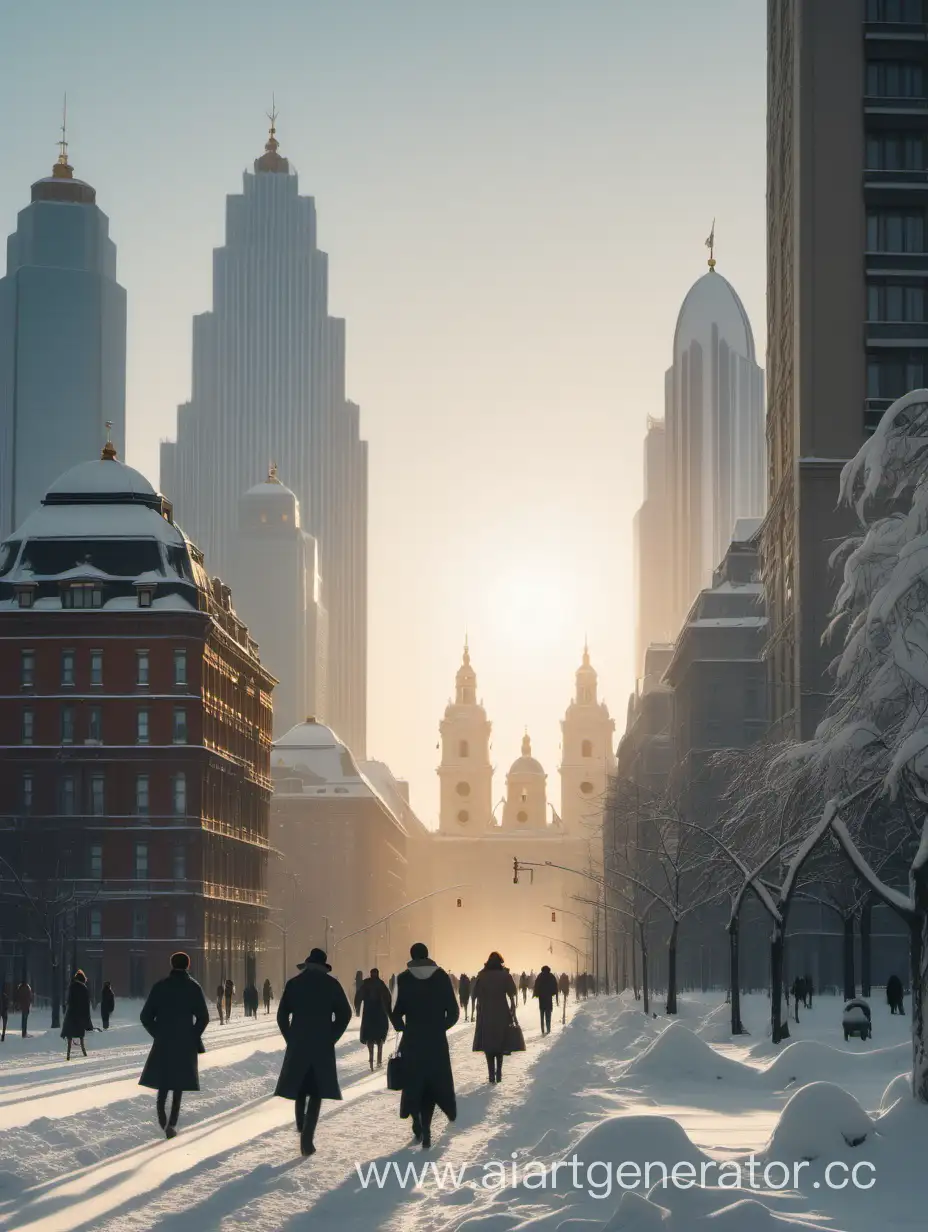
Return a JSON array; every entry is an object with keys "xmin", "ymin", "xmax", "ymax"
[{"xmin": 0, "ymin": 447, "xmax": 275, "ymax": 1002}]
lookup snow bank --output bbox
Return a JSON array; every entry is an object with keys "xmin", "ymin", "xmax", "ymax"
[
  {"xmin": 762, "ymin": 1039, "xmax": 908, "ymax": 1089},
  {"xmin": 569, "ymin": 1113, "xmax": 707, "ymax": 1171},
  {"xmin": 701, "ymin": 1198, "xmax": 808, "ymax": 1228},
  {"xmin": 764, "ymin": 1081, "xmax": 874, "ymax": 1162},
  {"xmin": 623, "ymin": 1021, "xmax": 755, "ymax": 1086},
  {"xmin": 603, "ymin": 1191, "xmax": 670, "ymax": 1230}
]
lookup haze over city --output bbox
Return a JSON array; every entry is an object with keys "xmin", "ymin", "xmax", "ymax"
[{"xmin": 0, "ymin": 0, "xmax": 766, "ymax": 820}]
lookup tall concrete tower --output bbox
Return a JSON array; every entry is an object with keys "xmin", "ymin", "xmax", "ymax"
[
  {"xmin": 437, "ymin": 641, "xmax": 493, "ymax": 832},
  {"xmin": 0, "ymin": 132, "xmax": 126, "ymax": 537},
  {"xmin": 560, "ymin": 645, "xmax": 616, "ymax": 832}
]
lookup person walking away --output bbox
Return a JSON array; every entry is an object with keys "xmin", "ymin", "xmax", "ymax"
[
  {"xmin": 533, "ymin": 965, "xmax": 559, "ymax": 1035},
  {"xmin": 887, "ymin": 974, "xmax": 905, "ymax": 1014},
  {"xmin": 224, "ymin": 978, "xmax": 234, "ymax": 1023},
  {"xmin": 558, "ymin": 971, "xmax": 570, "ymax": 1024},
  {"xmin": 263, "ymin": 978, "xmax": 273, "ymax": 1014},
  {"xmin": 791, "ymin": 976, "xmax": 805, "ymax": 1023},
  {"xmin": 16, "ymin": 980, "xmax": 32, "ymax": 1037},
  {"xmin": 139, "ymin": 952, "xmax": 210, "ymax": 1139},
  {"xmin": 215, "ymin": 982, "xmax": 225, "ymax": 1025},
  {"xmin": 354, "ymin": 970, "xmax": 364, "ymax": 1001},
  {"xmin": 61, "ymin": 970, "xmax": 94, "ymax": 1059},
  {"xmin": 804, "ymin": 974, "xmax": 814, "ymax": 1009},
  {"xmin": 473, "ymin": 952, "xmax": 519, "ymax": 1084},
  {"xmin": 100, "ymin": 981, "xmax": 115, "ymax": 1030},
  {"xmin": 275, "ymin": 948, "xmax": 352, "ymax": 1157},
  {"xmin": 355, "ymin": 966, "xmax": 392, "ymax": 1070},
  {"xmin": 244, "ymin": 981, "xmax": 259, "ymax": 1019},
  {"xmin": 389, "ymin": 973, "xmax": 396, "ymax": 995},
  {"xmin": 459, "ymin": 973, "xmax": 472, "ymax": 1022},
  {"xmin": 390, "ymin": 942, "xmax": 459, "ymax": 1149},
  {"xmin": 0, "ymin": 982, "xmax": 9, "ymax": 1041},
  {"xmin": 518, "ymin": 972, "xmax": 528, "ymax": 1005}
]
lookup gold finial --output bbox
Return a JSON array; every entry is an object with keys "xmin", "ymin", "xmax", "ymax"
[
  {"xmin": 705, "ymin": 218, "xmax": 716, "ymax": 270},
  {"xmin": 268, "ymin": 460, "xmax": 281, "ymax": 484},
  {"xmin": 265, "ymin": 94, "xmax": 279, "ymax": 152},
  {"xmin": 53, "ymin": 93, "xmax": 73, "ymax": 180},
  {"xmin": 582, "ymin": 637, "xmax": 590, "ymax": 668},
  {"xmin": 101, "ymin": 420, "xmax": 117, "ymax": 461}
]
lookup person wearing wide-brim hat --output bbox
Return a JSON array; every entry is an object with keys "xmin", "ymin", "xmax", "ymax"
[{"xmin": 274, "ymin": 948, "xmax": 352, "ymax": 1157}]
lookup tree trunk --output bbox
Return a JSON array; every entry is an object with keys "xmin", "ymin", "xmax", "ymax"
[
  {"xmin": 860, "ymin": 901, "xmax": 872, "ymax": 998},
  {"xmin": 911, "ymin": 870, "xmax": 928, "ymax": 1103},
  {"xmin": 729, "ymin": 914, "xmax": 745, "ymax": 1035},
  {"xmin": 50, "ymin": 952, "xmax": 61, "ymax": 1029},
  {"xmin": 843, "ymin": 913, "xmax": 856, "ymax": 1002},
  {"xmin": 771, "ymin": 927, "xmax": 789, "ymax": 1043},
  {"xmin": 632, "ymin": 926, "xmax": 640, "ymax": 1001},
  {"xmin": 666, "ymin": 918, "xmax": 679, "ymax": 1015},
  {"xmin": 639, "ymin": 921, "xmax": 650, "ymax": 1016}
]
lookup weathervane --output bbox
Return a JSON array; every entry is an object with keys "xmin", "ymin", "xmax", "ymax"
[
  {"xmin": 58, "ymin": 93, "xmax": 68, "ymax": 165},
  {"xmin": 705, "ymin": 219, "xmax": 716, "ymax": 270},
  {"xmin": 267, "ymin": 94, "xmax": 279, "ymax": 138}
]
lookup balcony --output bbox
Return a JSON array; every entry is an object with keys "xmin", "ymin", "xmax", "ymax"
[
  {"xmin": 866, "ymin": 319, "xmax": 928, "ymax": 340},
  {"xmin": 203, "ymin": 881, "xmax": 268, "ymax": 908},
  {"xmin": 865, "ymin": 95, "xmax": 928, "ymax": 115},
  {"xmin": 865, "ymin": 168, "xmax": 928, "ymax": 189}
]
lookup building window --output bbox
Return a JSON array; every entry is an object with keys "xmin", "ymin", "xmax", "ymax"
[
  {"xmin": 458, "ymin": 740, "xmax": 469, "ymax": 758},
  {"xmin": 173, "ymin": 772, "xmax": 187, "ymax": 817},
  {"xmin": 136, "ymin": 774, "xmax": 150, "ymax": 816},
  {"xmin": 88, "ymin": 843, "xmax": 103, "ymax": 881},
  {"xmin": 61, "ymin": 650, "xmax": 75, "ymax": 687},
  {"xmin": 866, "ymin": 210, "xmax": 926, "ymax": 253},
  {"xmin": 173, "ymin": 844, "xmax": 186, "ymax": 880},
  {"xmin": 20, "ymin": 650, "xmax": 35, "ymax": 688},
  {"xmin": 90, "ymin": 774, "xmax": 105, "ymax": 817},
  {"xmin": 173, "ymin": 707, "xmax": 187, "ymax": 744},
  {"xmin": 132, "ymin": 907, "xmax": 148, "ymax": 939},
  {"xmin": 867, "ymin": 350, "xmax": 928, "ymax": 399},
  {"xmin": 90, "ymin": 651, "xmax": 103, "ymax": 686},
  {"xmin": 22, "ymin": 773, "xmax": 33, "ymax": 812},
  {"xmin": 581, "ymin": 739, "xmax": 593, "ymax": 758},
  {"xmin": 457, "ymin": 810, "xmax": 469, "ymax": 823},
  {"xmin": 866, "ymin": 133, "xmax": 925, "ymax": 172},
  {"xmin": 137, "ymin": 708, "xmax": 150, "ymax": 744},
  {"xmin": 16, "ymin": 588, "xmax": 34, "ymax": 609},
  {"xmin": 89, "ymin": 908, "xmax": 102, "ymax": 939},
  {"xmin": 22, "ymin": 708, "xmax": 34, "ymax": 745},
  {"xmin": 174, "ymin": 649, "xmax": 187, "ymax": 686},
  {"xmin": 61, "ymin": 705, "xmax": 75, "ymax": 744},
  {"xmin": 866, "ymin": 59, "xmax": 926, "ymax": 100},
  {"xmin": 455, "ymin": 781, "xmax": 470, "ymax": 797},
  {"xmin": 62, "ymin": 582, "xmax": 102, "ymax": 609},
  {"xmin": 61, "ymin": 776, "xmax": 76, "ymax": 816},
  {"xmin": 137, "ymin": 651, "xmax": 150, "ymax": 687},
  {"xmin": 517, "ymin": 810, "xmax": 528, "ymax": 823},
  {"xmin": 867, "ymin": 0, "xmax": 925, "ymax": 20},
  {"xmin": 137, "ymin": 587, "xmax": 153, "ymax": 608},
  {"xmin": 134, "ymin": 842, "xmax": 149, "ymax": 880},
  {"xmin": 175, "ymin": 911, "xmax": 187, "ymax": 938},
  {"xmin": 87, "ymin": 706, "xmax": 102, "ymax": 743},
  {"xmin": 580, "ymin": 781, "xmax": 595, "ymax": 795},
  {"xmin": 580, "ymin": 687, "xmax": 592, "ymax": 704},
  {"xmin": 867, "ymin": 281, "xmax": 927, "ymax": 322}
]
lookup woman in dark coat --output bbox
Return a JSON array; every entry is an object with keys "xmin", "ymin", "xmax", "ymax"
[
  {"xmin": 139, "ymin": 952, "xmax": 210, "ymax": 1138},
  {"xmin": 459, "ymin": 973, "xmax": 472, "ymax": 1022},
  {"xmin": 263, "ymin": 978, "xmax": 273, "ymax": 1014},
  {"xmin": 354, "ymin": 967, "xmax": 392, "ymax": 1070},
  {"xmin": 100, "ymin": 981, "xmax": 115, "ymax": 1029},
  {"xmin": 275, "ymin": 948, "xmax": 353, "ymax": 1157},
  {"xmin": 472, "ymin": 952, "xmax": 518, "ymax": 1083},
  {"xmin": 390, "ymin": 942, "xmax": 459, "ymax": 1150},
  {"xmin": 61, "ymin": 970, "xmax": 94, "ymax": 1059}
]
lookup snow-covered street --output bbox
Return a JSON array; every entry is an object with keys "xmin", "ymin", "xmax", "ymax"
[{"xmin": 0, "ymin": 991, "xmax": 924, "ymax": 1231}]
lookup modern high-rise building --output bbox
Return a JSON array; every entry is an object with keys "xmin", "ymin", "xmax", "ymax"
[
  {"xmin": 666, "ymin": 256, "xmax": 766, "ymax": 634},
  {"xmin": 0, "ymin": 142, "xmax": 126, "ymax": 538},
  {"xmin": 160, "ymin": 117, "xmax": 367, "ymax": 755},
  {"xmin": 231, "ymin": 466, "xmax": 327, "ymax": 737},
  {"xmin": 765, "ymin": 0, "xmax": 928, "ymax": 738},
  {"xmin": 632, "ymin": 417, "xmax": 674, "ymax": 678}
]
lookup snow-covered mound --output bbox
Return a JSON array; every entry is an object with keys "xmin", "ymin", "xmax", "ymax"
[
  {"xmin": 570, "ymin": 1113, "xmax": 707, "ymax": 1173},
  {"xmin": 762, "ymin": 1039, "xmax": 908, "ymax": 1089},
  {"xmin": 624, "ymin": 1021, "xmax": 755, "ymax": 1085},
  {"xmin": 604, "ymin": 1191, "xmax": 670, "ymax": 1230},
  {"xmin": 701, "ymin": 1198, "xmax": 815, "ymax": 1229},
  {"xmin": 764, "ymin": 1081, "xmax": 874, "ymax": 1162}
]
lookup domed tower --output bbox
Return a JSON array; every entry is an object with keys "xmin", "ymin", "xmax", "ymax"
[
  {"xmin": 501, "ymin": 733, "xmax": 548, "ymax": 830},
  {"xmin": 438, "ymin": 640, "xmax": 493, "ymax": 832},
  {"xmin": 559, "ymin": 643, "xmax": 616, "ymax": 831}
]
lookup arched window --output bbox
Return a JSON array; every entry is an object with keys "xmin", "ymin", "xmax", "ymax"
[
  {"xmin": 580, "ymin": 781, "xmax": 594, "ymax": 795},
  {"xmin": 581, "ymin": 739, "xmax": 593, "ymax": 758},
  {"xmin": 459, "ymin": 740, "xmax": 469, "ymax": 757}
]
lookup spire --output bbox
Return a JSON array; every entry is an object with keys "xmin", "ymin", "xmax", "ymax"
[
  {"xmin": 101, "ymin": 420, "xmax": 117, "ymax": 461},
  {"xmin": 455, "ymin": 637, "xmax": 477, "ymax": 705},
  {"xmin": 582, "ymin": 635, "xmax": 590, "ymax": 668},
  {"xmin": 522, "ymin": 731, "xmax": 531, "ymax": 757},
  {"xmin": 254, "ymin": 95, "xmax": 290, "ymax": 174},
  {"xmin": 267, "ymin": 460, "xmax": 281, "ymax": 484},
  {"xmin": 705, "ymin": 218, "xmax": 716, "ymax": 271},
  {"xmin": 575, "ymin": 642, "xmax": 597, "ymax": 704},
  {"xmin": 53, "ymin": 93, "xmax": 73, "ymax": 181}
]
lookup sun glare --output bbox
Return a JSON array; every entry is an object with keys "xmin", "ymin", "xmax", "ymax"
[{"xmin": 486, "ymin": 562, "xmax": 576, "ymax": 655}]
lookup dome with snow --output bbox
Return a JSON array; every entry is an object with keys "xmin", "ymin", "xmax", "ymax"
[
  {"xmin": 45, "ymin": 456, "xmax": 160, "ymax": 503},
  {"xmin": 673, "ymin": 268, "xmax": 756, "ymax": 363},
  {"xmin": 238, "ymin": 465, "xmax": 301, "ymax": 530},
  {"xmin": 273, "ymin": 720, "xmax": 376, "ymax": 800}
]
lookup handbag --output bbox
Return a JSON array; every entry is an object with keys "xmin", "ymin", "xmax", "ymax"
[
  {"xmin": 386, "ymin": 1049, "xmax": 404, "ymax": 1090},
  {"xmin": 504, "ymin": 1014, "xmax": 526, "ymax": 1053}
]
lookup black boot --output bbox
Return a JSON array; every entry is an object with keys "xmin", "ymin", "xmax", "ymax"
[
  {"xmin": 300, "ymin": 1096, "xmax": 321, "ymax": 1157},
  {"xmin": 411, "ymin": 1113, "xmax": 423, "ymax": 1142}
]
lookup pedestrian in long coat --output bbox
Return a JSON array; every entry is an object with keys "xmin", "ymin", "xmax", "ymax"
[
  {"xmin": 472, "ymin": 952, "xmax": 519, "ymax": 1083},
  {"xmin": 458, "ymin": 973, "xmax": 472, "ymax": 1021},
  {"xmin": 61, "ymin": 970, "xmax": 94, "ymax": 1059},
  {"xmin": 263, "ymin": 978, "xmax": 273, "ymax": 1014},
  {"xmin": 533, "ymin": 966, "xmax": 559, "ymax": 1035},
  {"xmin": 16, "ymin": 981, "xmax": 32, "ymax": 1037},
  {"xmin": 275, "ymin": 948, "xmax": 352, "ymax": 1157},
  {"xmin": 558, "ymin": 971, "xmax": 570, "ymax": 1023},
  {"xmin": 354, "ymin": 967, "xmax": 392, "ymax": 1071},
  {"xmin": 224, "ymin": 978, "xmax": 234, "ymax": 1023},
  {"xmin": 100, "ymin": 981, "xmax": 115, "ymax": 1029},
  {"xmin": 244, "ymin": 982, "xmax": 259, "ymax": 1018},
  {"xmin": 390, "ymin": 942, "xmax": 459, "ymax": 1149},
  {"xmin": 518, "ymin": 971, "xmax": 528, "ymax": 1004},
  {"xmin": 139, "ymin": 952, "xmax": 210, "ymax": 1138},
  {"xmin": 215, "ymin": 982, "xmax": 225, "ymax": 1025}
]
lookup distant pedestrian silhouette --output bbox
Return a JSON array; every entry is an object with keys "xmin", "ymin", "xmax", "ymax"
[
  {"xmin": 100, "ymin": 981, "xmax": 115, "ymax": 1030},
  {"xmin": 887, "ymin": 974, "xmax": 905, "ymax": 1015},
  {"xmin": 61, "ymin": 970, "xmax": 93, "ymax": 1059},
  {"xmin": 263, "ymin": 979, "xmax": 273, "ymax": 1014},
  {"xmin": 458, "ymin": 973, "xmax": 472, "ymax": 1021},
  {"xmin": 558, "ymin": 972, "xmax": 570, "ymax": 1023},
  {"xmin": 473, "ymin": 952, "xmax": 519, "ymax": 1083},
  {"xmin": 533, "ymin": 965, "xmax": 558, "ymax": 1035},
  {"xmin": 355, "ymin": 967, "xmax": 392, "ymax": 1070}
]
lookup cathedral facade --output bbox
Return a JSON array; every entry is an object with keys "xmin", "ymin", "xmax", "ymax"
[{"xmin": 429, "ymin": 643, "xmax": 615, "ymax": 975}]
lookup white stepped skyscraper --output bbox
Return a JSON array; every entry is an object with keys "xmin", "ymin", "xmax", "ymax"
[{"xmin": 161, "ymin": 116, "xmax": 367, "ymax": 756}]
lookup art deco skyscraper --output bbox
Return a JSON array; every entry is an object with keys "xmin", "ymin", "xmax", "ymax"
[
  {"xmin": 632, "ymin": 417, "xmax": 674, "ymax": 678},
  {"xmin": 0, "ymin": 136, "xmax": 126, "ymax": 537},
  {"xmin": 161, "ymin": 116, "xmax": 367, "ymax": 756}
]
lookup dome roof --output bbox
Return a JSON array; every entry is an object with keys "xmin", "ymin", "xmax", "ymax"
[
  {"xmin": 46, "ymin": 456, "xmax": 157, "ymax": 502},
  {"xmin": 244, "ymin": 478, "xmax": 297, "ymax": 501},
  {"xmin": 673, "ymin": 268, "xmax": 756, "ymax": 364},
  {"xmin": 508, "ymin": 733, "xmax": 545, "ymax": 777}
]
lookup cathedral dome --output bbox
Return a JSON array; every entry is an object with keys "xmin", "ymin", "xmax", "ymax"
[
  {"xmin": 673, "ymin": 268, "xmax": 756, "ymax": 363},
  {"xmin": 239, "ymin": 465, "xmax": 300, "ymax": 528},
  {"xmin": 508, "ymin": 733, "xmax": 545, "ymax": 777},
  {"xmin": 45, "ymin": 455, "xmax": 158, "ymax": 503}
]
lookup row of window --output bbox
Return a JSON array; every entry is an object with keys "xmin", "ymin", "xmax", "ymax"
[
  {"xmin": 454, "ymin": 738, "xmax": 595, "ymax": 757},
  {"xmin": 21, "ymin": 705, "xmax": 188, "ymax": 745},
  {"xmin": 866, "ymin": 211, "xmax": 927, "ymax": 253},
  {"xmin": 15, "ymin": 582, "xmax": 158, "ymax": 610},
  {"xmin": 866, "ymin": 134, "xmax": 926, "ymax": 173},
  {"xmin": 866, "ymin": 60, "xmax": 926, "ymax": 101},
  {"xmin": 85, "ymin": 840, "xmax": 188, "ymax": 881},
  {"xmin": 21, "ymin": 648, "xmax": 187, "ymax": 689},
  {"xmin": 86, "ymin": 907, "xmax": 188, "ymax": 940},
  {"xmin": 21, "ymin": 771, "xmax": 188, "ymax": 816},
  {"xmin": 867, "ymin": 350, "xmax": 928, "ymax": 398},
  {"xmin": 868, "ymin": 281, "xmax": 928, "ymax": 322},
  {"xmin": 866, "ymin": 0, "xmax": 926, "ymax": 23}
]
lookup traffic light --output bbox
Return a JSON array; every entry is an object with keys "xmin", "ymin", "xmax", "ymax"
[
  {"xmin": 551, "ymin": 911, "xmax": 556, "ymax": 922},
  {"xmin": 456, "ymin": 898, "xmax": 462, "ymax": 908},
  {"xmin": 513, "ymin": 858, "xmax": 519, "ymax": 885}
]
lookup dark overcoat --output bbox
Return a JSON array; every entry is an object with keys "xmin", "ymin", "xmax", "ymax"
[
  {"xmin": 390, "ymin": 963, "xmax": 459, "ymax": 1120},
  {"xmin": 101, "ymin": 986, "xmax": 115, "ymax": 1016},
  {"xmin": 533, "ymin": 970, "xmax": 559, "ymax": 1008},
  {"xmin": 459, "ymin": 975, "xmax": 472, "ymax": 1005},
  {"xmin": 274, "ymin": 965, "xmax": 352, "ymax": 1101},
  {"xmin": 355, "ymin": 977, "xmax": 392, "ymax": 1044},
  {"xmin": 139, "ymin": 970, "xmax": 210, "ymax": 1092},
  {"xmin": 61, "ymin": 979, "xmax": 93, "ymax": 1039},
  {"xmin": 472, "ymin": 964, "xmax": 518, "ymax": 1054}
]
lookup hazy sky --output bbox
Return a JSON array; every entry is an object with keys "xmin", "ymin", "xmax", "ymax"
[{"xmin": 0, "ymin": 0, "xmax": 766, "ymax": 823}]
